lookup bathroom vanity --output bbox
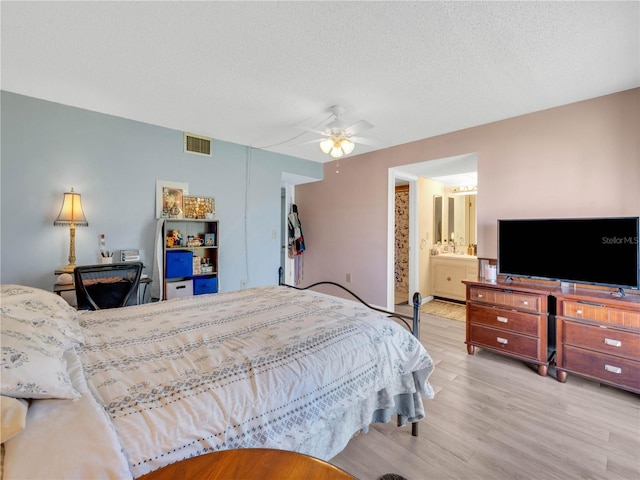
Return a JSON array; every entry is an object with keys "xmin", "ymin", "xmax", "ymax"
[{"xmin": 431, "ymin": 254, "xmax": 478, "ymax": 302}]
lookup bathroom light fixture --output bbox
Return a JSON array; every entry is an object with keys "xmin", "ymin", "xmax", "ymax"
[
  {"xmin": 54, "ymin": 188, "xmax": 88, "ymax": 273},
  {"xmin": 319, "ymin": 135, "xmax": 355, "ymax": 158},
  {"xmin": 449, "ymin": 185, "xmax": 478, "ymax": 196}
]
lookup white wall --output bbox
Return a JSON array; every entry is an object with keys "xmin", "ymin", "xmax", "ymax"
[{"xmin": 0, "ymin": 91, "xmax": 323, "ymax": 291}]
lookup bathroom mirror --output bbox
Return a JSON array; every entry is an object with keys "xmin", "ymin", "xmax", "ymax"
[
  {"xmin": 448, "ymin": 197, "xmax": 455, "ymax": 242},
  {"xmin": 433, "ymin": 193, "xmax": 476, "ymax": 248},
  {"xmin": 433, "ymin": 195, "xmax": 442, "ymax": 244},
  {"xmin": 449, "ymin": 194, "xmax": 477, "ymax": 246}
]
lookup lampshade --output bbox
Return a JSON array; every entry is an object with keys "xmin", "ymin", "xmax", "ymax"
[
  {"xmin": 54, "ymin": 188, "xmax": 88, "ymax": 273},
  {"xmin": 54, "ymin": 188, "xmax": 88, "ymax": 226}
]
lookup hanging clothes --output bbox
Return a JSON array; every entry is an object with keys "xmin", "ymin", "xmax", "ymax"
[
  {"xmin": 287, "ymin": 204, "xmax": 305, "ymax": 284},
  {"xmin": 288, "ymin": 204, "xmax": 305, "ymax": 257}
]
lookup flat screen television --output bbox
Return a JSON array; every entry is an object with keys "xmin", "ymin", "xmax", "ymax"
[{"xmin": 497, "ymin": 217, "xmax": 640, "ymax": 291}]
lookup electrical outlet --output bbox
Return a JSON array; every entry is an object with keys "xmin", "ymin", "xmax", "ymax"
[
  {"xmin": 346, "ymin": 273, "xmax": 352, "ymax": 283},
  {"xmin": 241, "ymin": 280, "xmax": 247, "ymax": 289}
]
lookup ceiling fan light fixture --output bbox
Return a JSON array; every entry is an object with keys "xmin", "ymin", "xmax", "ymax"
[
  {"xmin": 341, "ymin": 138, "xmax": 354, "ymax": 155},
  {"xmin": 319, "ymin": 138, "xmax": 334, "ymax": 154},
  {"xmin": 330, "ymin": 145, "xmax": 344, "ymax": 158},
  {"xmin": 320, "ymin": 135, "xmax": 354, "ymax": 158}
]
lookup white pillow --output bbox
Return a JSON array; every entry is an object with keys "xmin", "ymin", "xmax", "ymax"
[
  {"xmin": 1, "ymin": 285, "xmax": 83, "ymax": 399},
  {"xmin": 0, "ymin": 285, "xmax": 84, "ymax": 344},
  {"xmin": 0, "ymin": 396, "xmax": 28, "ymax": 443}
]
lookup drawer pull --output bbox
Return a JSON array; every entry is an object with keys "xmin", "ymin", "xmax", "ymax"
[
  {"xmin": 576, "ymin": 309, "xmax": 583, "ymax": 315},
  {"xmin": 604, "ymin": 365, "xmax": 622, "ymax": 374},
  {"xmin": 447, "ymin": 277, "xmax": 452, "ymax": 281},
  {"xmin": 477, "ymin": 294, "xmax": 484, "ymax": 298},
  {"xmin": 522, "ymin": 300, "xmax": 529, "ymax": 306},
  {"xmin": 496, "ymin": 316, "xmax": 508, "ymax": 323},
  {"xmin": 604, "ymin": 338, "xmax": 622, "ymax": 347},
  {"xmin": 496, "ymin": 337, "xmax": 508, "ymax": 345}
]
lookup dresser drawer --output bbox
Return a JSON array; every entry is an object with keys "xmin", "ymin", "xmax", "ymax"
[
  {"xmin": 561, "ymin": 345, "xmax": 640, "ymax": 393},
  {"xmin": 560, "ymin": 319, "xmax": 640, "ymax": 361},
  {"xmin": 469, "ymin": 324, "xmax": 540, "ymax": 360},
  {"xmin": 469, "ymin": 287, "xmax": 542, "ymax": 313},
  {"xmin": 469, "ymin": 304, "xmax": 544, "ymax": 336},
  {"xmin": 561, "ymin": 301, "xmax": 640, "ymax": 329}
]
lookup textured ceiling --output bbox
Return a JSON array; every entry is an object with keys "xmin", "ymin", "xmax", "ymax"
[{"xmin": 2, "ymin": 1, "xmax": 638, "ymax": 164}]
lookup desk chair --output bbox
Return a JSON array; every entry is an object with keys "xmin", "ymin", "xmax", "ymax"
[{"xmin": 74, "ymin": 262, "xmax": 143, "ymax": 310}]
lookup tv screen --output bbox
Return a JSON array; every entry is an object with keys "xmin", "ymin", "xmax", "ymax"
[{"xmin": 498, "ymin": 217, "xmax": 639, "ymax": 290}]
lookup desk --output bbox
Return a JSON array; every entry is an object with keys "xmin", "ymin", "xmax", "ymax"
[
  {"xmin": 137, "ymin": 448, "xmax": 356, "ymax": 480},
  {"xmin": 54, "ymin": 277, "xmax": 152, "ymax": 305}
]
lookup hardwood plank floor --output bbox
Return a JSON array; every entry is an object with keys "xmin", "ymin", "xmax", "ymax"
[{"xmin": 330, "ymin": 311, "xmax": 640, "ymax": 480}]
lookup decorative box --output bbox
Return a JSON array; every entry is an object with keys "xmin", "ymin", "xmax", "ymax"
[
  {"xmin": 166, "ymin": 280, "xmax": 193, "ymax": 299},
  {"xmin": 166, "ymin": 250, "xmax": 193, "ymax": 278},
  {"xmin": 193, "ymin": 277, "xmax": 218, "ymax": 295}
]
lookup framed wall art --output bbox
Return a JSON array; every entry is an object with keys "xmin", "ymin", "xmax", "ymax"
[
  {"xmin": 156, "ymin": 180, "xmax": 189, "ymax": 219},
  {"xmin": 183, "ymin": 196, "xmax": 215, "ymax": 219}
]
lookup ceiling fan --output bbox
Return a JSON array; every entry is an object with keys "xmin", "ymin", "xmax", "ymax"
[{"xmin": 295, "ymin": 105, "xmax": 375, "ymax": 158}]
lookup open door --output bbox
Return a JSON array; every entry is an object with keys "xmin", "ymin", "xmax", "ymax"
[{"xmin": 394, "ymin": 184, "xmax": 410, "ymax": 304}]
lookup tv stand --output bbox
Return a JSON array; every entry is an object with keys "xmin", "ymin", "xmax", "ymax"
[
  {"xmin": 463, "ymin": 279, "xmax": 556, "ymax": 376},
  {"xmin": 464, "ymin": 278, "xmax": 640, "ymax": 393},
  {"xmin": 555, "ymin": 287, "xmax": 639, "ymax": 394}
]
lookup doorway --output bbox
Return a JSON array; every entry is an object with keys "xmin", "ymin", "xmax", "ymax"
[
  {"xmin": 388, "ymin": 172, "xmax": 419, "ymax": 308},
  {"xmin": 387, "ymin": 153, "xmax": 478, "ymax": 310}
]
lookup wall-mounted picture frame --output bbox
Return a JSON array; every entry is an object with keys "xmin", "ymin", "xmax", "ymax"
[{"xmin": 156, "ymin": 180, "xmax": 189, "ymax": 219}]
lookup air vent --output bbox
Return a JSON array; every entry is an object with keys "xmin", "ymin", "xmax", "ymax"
[{"xmin": 184, "ymin": 133, "xmax": 212, "ymax": 156}]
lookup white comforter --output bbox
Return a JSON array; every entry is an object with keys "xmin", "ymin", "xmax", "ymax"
[{"xmin": 5, "ymin": 286, "xmax": 434, "ymax": 479}]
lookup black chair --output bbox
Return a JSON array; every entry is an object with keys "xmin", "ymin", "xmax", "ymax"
[{"xmin": 74, "ymin": 262, "xmax": 143, "ymax": 310}]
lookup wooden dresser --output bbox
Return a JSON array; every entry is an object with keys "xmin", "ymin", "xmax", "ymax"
[
  {"xmin": 555, "ymin": 287, "xmax": 640, "ymax": 394},
  {"xmin": 464, "ymin": 279, "xmax": 556, "ymax": 376}
]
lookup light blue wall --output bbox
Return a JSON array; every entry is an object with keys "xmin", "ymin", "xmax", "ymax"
[{"xmin": 0, "ymin": 91, "xmax": 323, "ymax": 292}]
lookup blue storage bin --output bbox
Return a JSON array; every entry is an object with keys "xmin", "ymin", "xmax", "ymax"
[
  {"xmin": 194, "ymin": 276, "xmax": 218, "ymax": 295},
  {"xmin": 166, "ymin": 250, "xmax": 193, "ymax": 278}
]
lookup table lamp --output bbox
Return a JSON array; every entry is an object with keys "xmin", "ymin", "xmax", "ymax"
[{"xmin": 54, "ymin": 188, "xmax": 88, "ymax": 273}]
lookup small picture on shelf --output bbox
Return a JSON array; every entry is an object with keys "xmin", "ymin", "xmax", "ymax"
[
  {"xmin": 166, "ymin": 230, "xmax": 183, "ymax": 247},
  {"xmin": 205, "ymin": 233, "xmax": 215, "ymax": 246},
  {"xmin": 184, "ymin": 196, "xmax": 215, "ymax": 219}
]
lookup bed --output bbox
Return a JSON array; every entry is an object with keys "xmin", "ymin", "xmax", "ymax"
[{"xmin": 1, "ymin": 283, "xmax": 434, "ymax": 479}]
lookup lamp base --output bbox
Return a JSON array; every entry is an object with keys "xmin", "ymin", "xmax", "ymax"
[{"xmin": 58, "ymin": 264, "xmax": 76, "ymax": 274}]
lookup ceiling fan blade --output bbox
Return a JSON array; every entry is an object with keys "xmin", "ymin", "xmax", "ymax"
[
  {"xmin": 297, "ymin": 138, "xmax": 323, "ymax": 145},
  {"xmin": 292, "ymin": 125, "xmax": 327, "ymax": 135},
  {"xmin": 344, "ymin": 120, "xmax": 374, "ymax": 135},
  {"xmin": 350, "ymin": 136, "xmax": 379, "ymax": 146},
  {"xmin": 292, "ymin": 111, "xmax": 336, "ymax": 135}
]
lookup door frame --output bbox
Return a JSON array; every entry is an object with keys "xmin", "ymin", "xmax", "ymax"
[{"xmin": 387, "ymin": 169, "xmax": 419, "ymax": 310}]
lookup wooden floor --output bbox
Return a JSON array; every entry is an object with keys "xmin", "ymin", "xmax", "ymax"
[{"xmin": 330, "ymin": 310, "xmax": 640, "ymax": 480}]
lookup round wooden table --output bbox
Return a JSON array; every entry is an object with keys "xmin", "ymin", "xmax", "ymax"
[{"xmin": 137, "ymin": 448, "xmax": 356, "ymax": 480}]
